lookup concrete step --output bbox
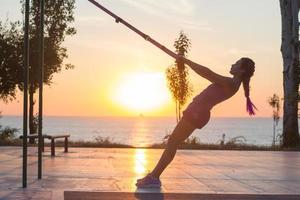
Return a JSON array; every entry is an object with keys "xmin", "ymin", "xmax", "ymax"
[{"xmin": 64, "ymin": 191, "xmax": 300, "ymax": 200}]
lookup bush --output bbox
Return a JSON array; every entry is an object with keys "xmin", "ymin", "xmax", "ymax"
[
  {"xmin": 0, "ymin": 113, "xmax": 19, "ymax": 142},
  {"xmin": 0, "ymin": 126, "xmax": 18, "ymax": 141},
  {"xmin": 95, "ymin": 136, "xmax": 113, "ymax": 145}
]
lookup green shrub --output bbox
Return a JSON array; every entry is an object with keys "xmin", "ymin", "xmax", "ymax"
[
  {"xmin": 0, "ymin": 113, "xmax": 19, "ymax": 142},
  {"xmin": 0, "ymin": 126, "xmax": 18, "ymax": 141}
]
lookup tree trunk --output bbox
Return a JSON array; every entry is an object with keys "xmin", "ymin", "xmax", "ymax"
[
  {"xmin": 176, "ymin": 100, "xmax": 179, "ymax": 123},
  {"xmin": 178, "ymin": 103, "xmax": 181, "ymax": 121},
  {"xmin": 273, "ymin": 121, "xmax": 276, "ymax": 146},
  {"xmin": 280, "ymin": 0, "xmax": 300, "ymax": 147}
]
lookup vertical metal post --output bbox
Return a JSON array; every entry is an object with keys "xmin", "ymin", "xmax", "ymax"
[
  {"xmin": 22, "ymin": 0, "xmax": 30, "ymax": 188},
  {"xmin": 38, "ymin": 0, "xmax": 45, "ymax": 179}
]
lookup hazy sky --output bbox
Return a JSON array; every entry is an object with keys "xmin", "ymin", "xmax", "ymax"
[{"xmin": 0, "ymin": 0, "xmax": 282, "ymax": 117}]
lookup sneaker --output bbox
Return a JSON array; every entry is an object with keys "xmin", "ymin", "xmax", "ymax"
[
  {"xmin": 135, "ymin": 174, "xmax": 161, "ymax": 188},
  {"xmin": 136, "ymin": 171, "xmax": 151, "ymax": 183}
]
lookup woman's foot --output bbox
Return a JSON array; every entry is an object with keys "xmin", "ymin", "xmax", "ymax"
[{"xmin": 135, "ymin": 173, "xmax": 161, "ymax": 188}]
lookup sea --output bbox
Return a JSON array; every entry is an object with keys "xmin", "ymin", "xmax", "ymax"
[{"xmin": 0, "ymin": 116, "xmax": 286, "ymax": 147}]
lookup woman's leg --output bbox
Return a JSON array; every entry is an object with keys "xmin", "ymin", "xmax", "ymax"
[{"xmin": 150, "ymin": 118, "xmax": 196, "ymax": 178}]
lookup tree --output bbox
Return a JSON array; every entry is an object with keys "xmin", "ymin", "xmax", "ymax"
[
  {"xmin": 0, "ymin": 21, "xmax": 23, "ymax": 102},
  {"xmin": 166, "ymin": 31, "xmax": 193, "ymax": 122},
  {"xmin": 0, "ymin": 0, "xmax": 76, "ymax": 137},
  {"xmin": 279, "ymin": 0, "xmax": 300, "ymax": 147},
  {"xmin": 26, "ymin": 0, "xmax": 76, "ymax": 136},
  {"xmin": 268, "ymin": 94, "xmax": 280, "ymax": 146}
]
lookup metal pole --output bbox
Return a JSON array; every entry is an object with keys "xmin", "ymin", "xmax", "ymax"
[
  {"xmin": 22, "ymin": 0, "xmax": 30, "ymax": 188},
  {"xmin": 38, "ymin": 0, "xmax": 45, "ymax": 179}
]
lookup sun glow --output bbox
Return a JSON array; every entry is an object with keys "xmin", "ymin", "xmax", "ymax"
[
  {"xmin": 114, "ymin": 72, "xmax": 170, "ymax": 112},
  {"xmin": 134, "ymin": 149, "xmax": 147, "ymax": 174}
]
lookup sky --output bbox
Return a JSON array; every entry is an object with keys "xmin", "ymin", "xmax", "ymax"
[{"xmin": 0, "ymin": 0, "xmax": 282, "ymax": 117}]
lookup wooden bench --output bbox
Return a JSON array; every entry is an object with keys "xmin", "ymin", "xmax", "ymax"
[{"xmin": 20, "ymin": 134, "xmax": 70, "ymax": 156}]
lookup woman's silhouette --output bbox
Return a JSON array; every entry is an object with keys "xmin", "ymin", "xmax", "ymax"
[{"xmin": 136, "ymin": 57, "xmax": 256, "ymax": 188}]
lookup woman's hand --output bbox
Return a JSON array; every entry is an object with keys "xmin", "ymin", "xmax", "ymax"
[
  {"xmin": 176, "ymin": 54, "xmax": 184, "ymax": 60},
  {"xmin": 175, "ymin": 54, "xmax": 202, "ymax": 70}
]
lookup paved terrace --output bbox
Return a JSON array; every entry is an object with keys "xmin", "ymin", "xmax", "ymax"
[{"xmin": 0, "ymin": 146, "xmax": 300, "ymax": 199}]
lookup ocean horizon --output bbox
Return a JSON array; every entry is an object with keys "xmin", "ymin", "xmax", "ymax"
[{"xmin": 0, "ymin": 115, "xmax": 287, "ymax": 147}]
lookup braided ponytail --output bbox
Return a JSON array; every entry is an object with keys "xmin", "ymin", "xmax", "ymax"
[
  {"xmin": 241, "ymin": 57, "xmax": 257, "ymax": 115},
  {"xmin": 243, "ymin": 77, "xmax": 257, "ymax": 115}
]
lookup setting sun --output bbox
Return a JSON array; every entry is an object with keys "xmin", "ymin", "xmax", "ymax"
[{"xmin": 113, "ymin": 72, "xmax": 171, "ymax": 112}]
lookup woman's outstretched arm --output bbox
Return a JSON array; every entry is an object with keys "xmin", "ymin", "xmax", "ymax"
[{"xmin": 179, "ymin": 56, "xmax": 228, "ymax": 84}]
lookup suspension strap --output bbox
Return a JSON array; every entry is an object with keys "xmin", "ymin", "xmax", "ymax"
[{"xmin": 88, "ymin": 0, "xmax": 178, "ymax": 59}]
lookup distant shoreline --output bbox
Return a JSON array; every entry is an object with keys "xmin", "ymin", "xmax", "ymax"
[
  {"xmin": 1, "ymin": 115, "xmax": 276, "ymax": 119},
  {"xmin": 1, "ymin": 139, "xmax": 299, "ymax": 151}
]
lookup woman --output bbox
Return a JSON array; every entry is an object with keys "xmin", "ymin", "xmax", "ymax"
[{"xmin": 136, "ymin": 57, "xmax": 256, "ymax": 188}]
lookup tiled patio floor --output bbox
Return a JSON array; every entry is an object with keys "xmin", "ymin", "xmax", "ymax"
[{"xmin": 0, "ymin": 147, "xmax": 300, "ymax": 199}]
